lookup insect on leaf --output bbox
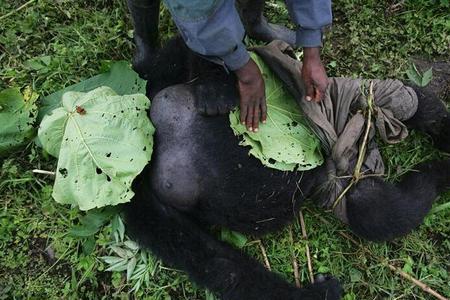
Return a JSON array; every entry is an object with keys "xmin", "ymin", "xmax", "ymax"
[{"xmin": 38, "ymin": 61, "xmax": 146, "ymax": 121}]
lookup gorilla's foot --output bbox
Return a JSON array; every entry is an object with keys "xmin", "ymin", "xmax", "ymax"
[
  {"xmin": 246, "ymin": 17, "xmax": 296, "ymax": 46},
  {"xmin": 406, "ymin": 84, "xmax": 450, "ymax": 152}
]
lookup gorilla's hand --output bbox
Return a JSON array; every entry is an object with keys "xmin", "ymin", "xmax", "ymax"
[
  {"xmin": 302, "ymin": 47, "xmax": 328, "ymax": 102},
  {"xmin": 234, "ymin": 58, "xmax": 267, "ymax": 132}
]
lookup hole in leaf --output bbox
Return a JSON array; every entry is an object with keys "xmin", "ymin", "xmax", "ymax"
[
  {"xmin": 106, "ymin": 152, "xmax": 111, "ymax": 157},
  {"xmin": 96, "ymin": 167, "xmax": 102, "ymax": 175},
  {"xmin": 106, "ymin": 175, "xmax": 111, "ymax": 182},
  {"xmin": 58, "ymin": 168, "xmax": 68, "ymax": 178}
]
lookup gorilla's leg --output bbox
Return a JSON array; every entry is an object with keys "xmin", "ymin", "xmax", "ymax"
[
  {"xmin": 345, "ymin": 160, "xmax": 450, "ymax": 241},
  {"xmin": 124, "ymin": 172, "xmax": 342, "ymax": 300},
  {"xmin": 405, "ymin": 84, "xmax": 450, "ymax": 152},
  {"xmin": 127, "ymin": 0, "xmax": 161, "ymax": 79},
  {"xmin": 237, "ymin": 0, "xmax": 296, "ymax": 46}
]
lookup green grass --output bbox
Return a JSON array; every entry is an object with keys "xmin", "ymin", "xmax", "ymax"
[{"xmin": 1, "ymin": 0, "xmax": 449, "ymax": 299}]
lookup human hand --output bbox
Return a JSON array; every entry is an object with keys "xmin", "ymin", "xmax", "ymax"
[
  {"xmin": 302, "ymin": 47, "xmax": 328, "ymax": 102},
  {"xmin": 234, "ymin": 58, "xmax": 267, "ymax": 132}
]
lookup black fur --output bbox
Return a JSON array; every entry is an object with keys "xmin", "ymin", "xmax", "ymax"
[{"xmin": 123, "ymin": 37, "xmax": 450, "ymax": 299}]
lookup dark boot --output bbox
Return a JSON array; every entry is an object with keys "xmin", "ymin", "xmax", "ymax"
[
  {"xmin": 127, "ymin": 0, "xmax": 160, "ymax": 79},
  {"xmin": 237, "ymin": 0, "xmax": 296, "ymax": 46}
]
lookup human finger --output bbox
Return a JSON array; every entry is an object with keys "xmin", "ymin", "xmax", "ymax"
[
  {"xmin": 240, "ymin": 99, "xmax": 248, "ymax": 125},
  {"xmin": 252, "ymin": 104, "xmax": 260, "ymax": 132},
  {"xmin": 246, "ymin": 103, "xmax": 255, "ymax": 131},
  {"xmin": 305, "ymin": 82, "xmax": 314, "ymax": 102},
  {"xmin": 260, "ymin": 97, "xmax": 267, "ymax": 124},
  {"xmin": 314, "ymin": 87, "xmax": 323, "ymax": 103},
  {"xmin": 314, "ymin": 79, "xmax": 328, "ymax": 102}
]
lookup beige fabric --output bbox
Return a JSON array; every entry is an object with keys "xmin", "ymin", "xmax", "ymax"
[{"xmin": 253, "ymin": 41, "xmax": 418, "ymax": 223}]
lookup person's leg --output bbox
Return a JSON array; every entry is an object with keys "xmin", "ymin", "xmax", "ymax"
[
  {"xmin": 237, "ymin": 0, "xmax": 296, "ymax": 45},
  {"xmin": 127, "ymin": 0, "xmax": 161, "ymax": 79}
]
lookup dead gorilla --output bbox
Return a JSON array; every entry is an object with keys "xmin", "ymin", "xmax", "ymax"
[{"xmin": 123, "ymin": 37, "xmax": 450, "ymax": 300}]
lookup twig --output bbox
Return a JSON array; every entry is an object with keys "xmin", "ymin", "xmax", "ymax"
[
  {"xmin": 299, "ymin": 210, "xmax": 314, "ymax": 284},
  {"xmin": 0, "ymin": 0, "xmax": 36, "ymax": 21},
  {"xmin": 332, "ymin": 81, "xmax": 375, "ymax": 210},
  {"xmin": 288, "ymin": 226, "xmax": 301, "ymax": 287},
  {"xmin": 257, "ymin": 240, "xmax": 271, "ymax": 271},
  {"xmin": 32, "ymin": 169, "xmax": 56, "ymax": 176},
  {"xmin": 306, "ymin": 208, "xmax": 449, "ymax": 300},
  {"xmin": 385, "ymin": 264, "xmax": 448, "ymax": 300}
]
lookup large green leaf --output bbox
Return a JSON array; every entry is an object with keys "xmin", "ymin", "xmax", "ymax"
[
  {"xmin": 229, "ymin": 53, "xmax": 323, "ymax": 171},
  {"xmin": 38, "ymin": 61, "xmax": 146, "ymax": 121},
  {"xmin": 0, "ymin": 88, "xmax": 38, "ymax": 156},
  {"xmin": 38, "ymin": 86, "xmax": 154, "ymax": 210}
]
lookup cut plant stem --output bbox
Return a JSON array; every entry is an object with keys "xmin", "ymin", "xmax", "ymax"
[
  {"xmin": 288, "ymin": 226, "xmax": 301, "ymax": 287},
  {"xmin": 299, "ymin": 210, "xmax": 314, "ymax": 284},
  {"xmin": 32, "ymin": 169, "xmax": 56, "ymax": 176},
  {"xmin": 257, "ymin": 240, "xmax": 271, "ymax": 271}
]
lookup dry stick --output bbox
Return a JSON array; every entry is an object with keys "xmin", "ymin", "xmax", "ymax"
[
  {"xmin": 0, "ymin": 0, "xmax": 36, "ymax": 21},
  {"xmin": 299, "ymin": 210, "xmax": 314, "ymax": 284},
  {"xmin": 306, "ymin": 208, "xmax": 449, "ymax": 300},
  {"xmin": 257, "ymin": 240, "xmax": 271, "ymax": 271},
  {"xmin": 288, "ymin": 226, "xmax": 301, "ymax": 288},
  {"xmin": 32, "ymin": 169, "xmax": 56, "ymax": 176},
  {"xmin": 385, "ymin": 264, "xmax": 448, "ymax": 300}
]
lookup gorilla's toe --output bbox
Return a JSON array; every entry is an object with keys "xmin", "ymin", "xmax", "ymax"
[
  {"xmin": 314, "ymin": 273, "xmax": 332, "ymax": 283},
  {"xmin": 300, "ymin": 275, "xmax": 343, "ymax": 300}
]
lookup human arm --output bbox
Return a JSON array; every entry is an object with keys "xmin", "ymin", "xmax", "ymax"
[
  {"xmin": 164, "ymin": 0, "xmax": 266, "ymax": 131},
  {"xmin": 285, "ymin": 0, "xmax": 332, "ymax": 102}
]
